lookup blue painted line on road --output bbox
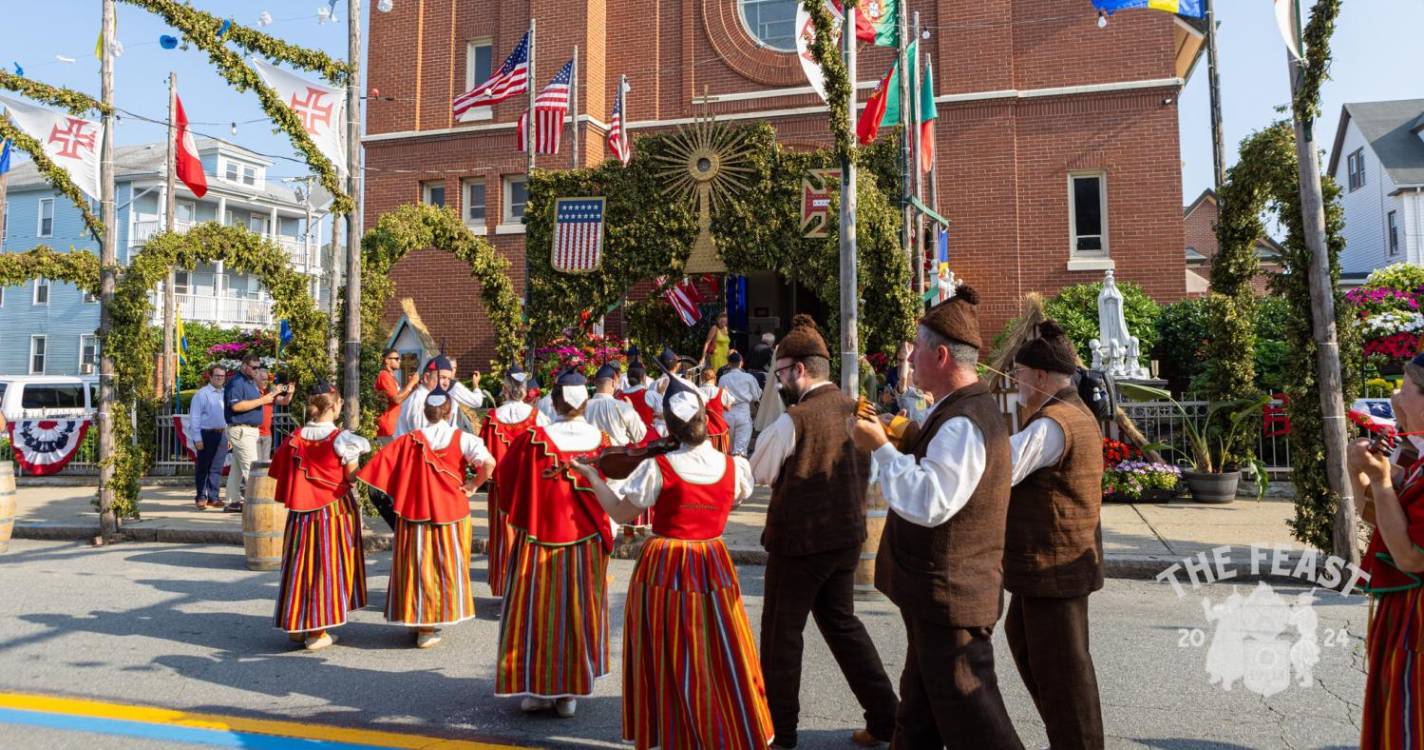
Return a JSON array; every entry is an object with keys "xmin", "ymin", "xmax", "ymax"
[{"xmin": 0, "ymin": 707, "xmax": 401, "ymax": 749}]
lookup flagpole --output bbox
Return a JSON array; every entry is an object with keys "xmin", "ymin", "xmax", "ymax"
[
  {"xmin": 96, "ymin": 0, "xmax": 119, "ymax": 539},
  {"xmin": 524, "ymin": 16, "xmax": 537, "ymax": 371},
  {"xmin": 911, "ymin": 12, "xmax": 925, "ymax": 299},
  {"xmin": 161, "ymin": 72, "xmax": 177, "ymax": 400},
  {"xmin": 839, "ymin": 5, "xmax": 859, "ymax": 393},
  {"xmin": 896, "ymin": 2, "xmax": 913, "ymax": 294},
  {"xmin": 341, "ymin": 0, "xmax": 363, "ymax": 429},
  {"xmin": 1205, "ymin": 0, "xmax": 1226, "ymax": 190},
  {"xmin": 570, "ymin": 46, "xmax": 579, "ymax": 169}
]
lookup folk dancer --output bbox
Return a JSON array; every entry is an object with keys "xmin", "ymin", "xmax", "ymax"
[
  {"xmin": 494, "ymin": 370, "xmax": 613, "ymax": 718},
  {"xmin": 718, "ymin": 351, "xmax": 762, "ymax": 456},
  {"xmin": 698, "ymin": 367, "xmax": 736, "ymax": 454},
  {"xmin": 477, "ymin": 363, "xmax": 549, "ymax": 597},
  {"xmin": 1004, "ymin": 321, "xmax": 1106, "ymax": 750},
  {"xmin": 849, "ymin": 286, "xmax": 1025, "ymax": 750},
  {"xmin": 575, "ymin": 374, "xmax": 773, "ymax": 749},
  {"xmin": 358, "ymin": 385, "xmax": 496, "ymax": 649},
  {"xmin": 584, "ymin": 363, "xmax": 648, "ymax": 448},
  {"xmin": 615, "ymin": 358, "xmax": 658, "ymax": 448},
  {"xmin": 395, "ymin": 353, "xmax": 484, "ymax": 436},
  {"xmin": 750, "ymin": 314, "xmax": 899, "ymax": 749},
  {"xmin": 643, "ymin": 347, "xmax": 693, "ymax": 439},
  {"xmin": 269, "ymin": 383, "xmax": 370, "ymax": 651}
]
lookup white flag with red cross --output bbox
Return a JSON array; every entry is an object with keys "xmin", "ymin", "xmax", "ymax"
[
  {"xmin": 0, "ymin": 95, "xmax": 103, "ymax": 199},
  {"xmin": 251, "ymin": 58, "xmax": 348, "ymax": 177}
]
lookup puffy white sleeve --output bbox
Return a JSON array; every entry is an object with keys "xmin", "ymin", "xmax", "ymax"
[
  {"xmin": 459, "ymin": 431, "xmax": 495, "ymax": 465},
  {"xmin": 872, "ymin": 416, "xmax": 985, "ymax": 528},
  {"xmin": 732, "ymin": 455, "xmax": 754, "ymax": 504},
  {"xmin": 333, "ymin": 430, "xmax": 373, "ymax": 464},
  {"xmin": 534, "ymin": 409, "xmax": 552, "ymax": 426},
  {"xmin": 447, "ymin": 381, "xmax": 484, "ymax": 409},
  {"xmin": 748, "ymin": 413, "xmax": 796, "ymax": 486},
  {"xmin": 624, "ymin": 404, "xmax": 648, "ymax": 443},
  {"xmin": 615, "ymin": 457, "xmax": 665, "ymax": 509}
]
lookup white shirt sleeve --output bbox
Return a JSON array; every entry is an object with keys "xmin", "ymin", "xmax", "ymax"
[
  {"xmin": 871, "ymin": 416, "xmax": 985, "ymax": 528},
  {"xmin": 459, "ymin": 431, "xmax": 495, "ymax": 464},
  {"xmin": 1009, "ymin": 418, "xmax": 1066, "ymax": 487},
  {"xmin": 447, "ymin": 381, "xmax": 484, "ymax": 409},
  {"xmin": 748, "ymin": 413, "xmax": 796, "ymax": 487},
  {"xmin": 645, "ymin": 379, "xmax": 665, "ymax": 412},
  {"xmin": 184, "ymin": 390, "xmax": 204, "ymax": 445},
  {"xmin": 731, "ymin": 455, "xmax": 754, "ymax": 503},
  {"xmin": 333, "ymin": 430, "xmax": 373, "ymax": 464},
  {"xmin": 616, "ymin": 457, "xmax": 665, "ymax": 509},
  {"xmin": 396, "ymin": 386, "xmax": 426, "ymax": 436}
]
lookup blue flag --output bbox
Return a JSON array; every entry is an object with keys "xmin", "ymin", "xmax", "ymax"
[
  {"xmin": 0, "ymin": 140, "xmax": 10, "ymax": 176},
  {"xmin": 278, "ymin": 319, "xmax": 294, "ymax": 351}
]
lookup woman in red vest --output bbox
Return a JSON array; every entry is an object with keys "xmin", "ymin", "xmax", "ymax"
[
  {"xmin": 699, "ymin": 367, "xmax": 733, "ymax": 453},
  {"xmin": 576, "ymin": 374, "xmax": 773, "ymax": 749},
  {"xmin": 358, "ymin": 385, "xmax": 495, "ymax": 649},
  {"xmin": 615, "ymin": 358, "xmax": 657, "ymax": 448},
  {"xmin": 268, "ymin": 383, "xmax": 370, "ymax": 651},
  {"xmin": 477, "ymin": 363, "xmax": 549, "ymax": 597},
  {"xmin": 1352, "ymin": 354, "xmax": 1424, "ymax": 749},
  {"xmin": 493, "ymin": 370, "xmax": 612, "ymax": 719}
]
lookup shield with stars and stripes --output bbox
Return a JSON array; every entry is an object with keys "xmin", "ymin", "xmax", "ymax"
[{"xmin": 552, "ymin": 197, "xmax": 606, "ymax": 273}]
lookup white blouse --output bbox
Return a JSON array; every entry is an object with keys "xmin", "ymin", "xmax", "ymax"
[
  {"xmin": 297, "ymin": 422, "xmax": 371, "ymax": 464},
  {"xmin": 417, "ymin": 421, "xmax": 494, "ymax": 464},
  {"xmin": 495, "ymin": 400, "xmax": 551, "ymax": 426},
  {"xmin": 616, "ymin": 441, "xmax": 753, "ymax": 510},
  {"xmin": 542, "ymin": 417, "xmax": 605, "ymax": 453}
]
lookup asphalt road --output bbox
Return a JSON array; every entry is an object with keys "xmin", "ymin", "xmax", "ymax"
[{"xmin": 0, "ymin": 539, "xmax": 1369, "ymax": 749}]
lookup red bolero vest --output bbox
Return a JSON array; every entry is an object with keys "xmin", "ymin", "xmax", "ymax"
[
  {"xmin": 357, "ymin": 431, "xmax": 471, "ymax": 524},
  {"xmin": 616, "ymin": 388, "xmax": 657, "ymax": 448},
  {"xmin": 269, "ymin": 431, "xmax": 349, "ymax": 512},
  {"xmin": 495, "ymin": 426, "xmax": 613, "ymax": 552},
  {"xmin": 650, "ymin": 453, "xmax": 736, "ymax": 541},
  {"xmin": 479, "ymin": 405, "xmax": 541, "ymax": 466},
  {"xmin": 704, "ymin": 388, "xmax": 729, "ymax": 438}
]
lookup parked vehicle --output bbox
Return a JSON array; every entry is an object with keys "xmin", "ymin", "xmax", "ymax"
[{"xmin": 0, "ymin": 376, "xmax": 99, "ymax": 424}]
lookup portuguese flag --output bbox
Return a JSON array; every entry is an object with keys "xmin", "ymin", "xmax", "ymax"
[{"xmin": 834, "ymin": 0, "xmax": 898, "ymax": 48}]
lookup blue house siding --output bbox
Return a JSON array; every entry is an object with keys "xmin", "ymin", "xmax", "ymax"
[{"xmin": 0, "ymin": 281, "xmax": 99, "ymax": 375}]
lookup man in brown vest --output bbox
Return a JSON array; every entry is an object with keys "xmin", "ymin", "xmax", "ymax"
[
  {"xmin": 749, "ymin": 314, "xmax": 899, "ymax": 749},
  {"xmin": 1005, "ymin": 320, "xmax": 1105, "ymax": 750},
  {"xmin": 851, "ymin": 286, "xmax": 1024, "ymax": 750}
]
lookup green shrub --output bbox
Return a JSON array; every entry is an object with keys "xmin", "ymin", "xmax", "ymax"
[
  {"xmin": 1154, "ymin": 298, "xmax": 1211, "ymax": 393},
  {"xmin": 1040, "ymin": 281, "xmax": 1162, "ymax": 365},
  {"xmin": 1252, "ymin": 296, "xmax": 1292, "ymax": 394},
  {"xmin": 1363, "ymin": 262, "xmax": 1424, "ymax": 293}
]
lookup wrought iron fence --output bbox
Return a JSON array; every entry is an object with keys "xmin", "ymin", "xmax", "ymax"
[
  {"xmin": 0, "ymin": 430, "xmax": 100, "ymax": 475},
  {"xmin": 151, "ymin": 408, "xmax": 297, "ymax": 475},
  {"xmin": 1118, "ymin": 398, "xmax": 1292, "ymax": 477}
]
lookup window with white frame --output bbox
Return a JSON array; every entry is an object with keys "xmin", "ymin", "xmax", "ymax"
[
  {"xmin": 463, "ymin": 179, "xmax": 487, "ymax": 225},
  {"xmin": 37, "ymin": 198, "xmax": 54, "ymax": 237},
  {"xmin": 503, "ymin": 176, "xmax": 528, "ymax": 224},
  {"xmin": 1389, "ymin": 210, "xmax": 1400, "ymax": 256},
  {"xmin": 460, "ymin": 40, "xmax": 494, "ymax": 122},
  {"xmin": 241, "ymin": 165, "xmax": 257, "ymax": 186},
  {"xmin": 422, "ymin": 181, "xmax": 446, "ymax": 208},
  {"xmin": 175, "ymin": 270, "xmax": 191, "ymax": 295},
  {"xmin": 176, "ymin": 200, "xmax": 195, "ymax": 224},
  {"xmin": 29, "ymin": 335, "xmax": 46, "ymax": 375},
  {"xmin": 225, "ymin": 160, "xmax": 240, "ymax": 182},
  {"xmin": 33, "ymin": 278, "xmax": 49, "ymax": 305},
  {"xmin": 1347, "ymin": 149, "xmax": 1366, "ymax": 192},
  {"xmin": 1069, "ymin": 173, "xmax": 1108, "ymax": 256},
  {"xmin": 79, "ymin": 334, "xmax": 98, "ymax": 372}
]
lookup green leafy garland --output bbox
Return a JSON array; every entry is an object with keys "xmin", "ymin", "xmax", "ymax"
[
  {"xmin": 0, "ymin": 245, "xmax": 100, "ymax": 293},
  {"xmin": 359, "ymin": 203, "xmax": 525, "ymax": 429},
  {"xmin": 1293, "ymin": 0, "xmax": 1341, "ymax": 123},
  {"xmin": 525, "ymin": 123, "xmax": 915, "ymax": 365},
  {"xmin": 119, "ymin": 0, "xmax": 354, "ymax": 215},
  {"xmin": 804, "ymin": 0, "xmax": 856, "ymax": 165},
  {"xmin": 105, "ymin": 223, "xmax": 329, "ymax": 518},
  {"xmin": 0, "ymin": 74, "xmax": 107, "ymax": 238},
  {"xmin": 0, "ymin": 71, "xmax": 110, "ymax": 115}
]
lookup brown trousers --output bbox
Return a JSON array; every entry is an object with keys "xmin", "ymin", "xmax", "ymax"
[
  {"xmin": 892, "ymin": 614, "xmax": 1024, "ymax": 750},
  {"xmin": 761, "ymin": 545, "xmax": 899, "ymax": 746},
  {"xmin": 1003, "ymin": 593, "xmax": 1105, "ymax": 750}
]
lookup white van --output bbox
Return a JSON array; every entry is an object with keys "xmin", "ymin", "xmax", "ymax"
[{"xmin": 0, "ymin": 376, "xmax": 99, "ymax": 424}]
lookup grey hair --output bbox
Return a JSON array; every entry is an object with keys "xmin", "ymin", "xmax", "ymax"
[{"xmin": 918, "ymin": 324, "xmax": 979, "ymax": 368}]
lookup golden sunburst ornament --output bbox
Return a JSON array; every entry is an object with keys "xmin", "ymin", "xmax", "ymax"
[{"xmin": 654, "ymin": 106, "xmax": 756, "ymax": 274}]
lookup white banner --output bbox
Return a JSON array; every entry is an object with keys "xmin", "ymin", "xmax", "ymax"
[
  {"xmin": 251, "ymin": 58, "xmax": 348, "ymax": 176},
  {"xmin": 795, "ymin": 1, "xmax": 844, "ymax": 103},
  {"xmin": 0, "ymin": 95, "xmax": 103, "ymax": 200}
]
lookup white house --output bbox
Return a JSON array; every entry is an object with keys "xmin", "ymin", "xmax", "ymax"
[{"xmin": 1327, "ymin": 99, "xmax": 1424, "ymax": 277}]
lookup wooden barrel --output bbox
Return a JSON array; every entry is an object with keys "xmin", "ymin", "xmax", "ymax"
[
  {"xmin": 242, "ymin": 461, "xmax": 287, "ymax": 571},
  {"xmin": 0, "ymin": 462, "xmax": 15, "ymax": 554},
  {"xmin": 854, "ymin": 481, "xmax": 889, "ymax": 599}
]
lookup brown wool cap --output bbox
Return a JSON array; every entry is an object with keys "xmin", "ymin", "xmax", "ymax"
[
  {"xmin": 778, "ymin": 314, "xmax": 831, "ymax": 360},
  {"xmin": 920, "ymin": 284, "xmax": 982, "ymax": 350},
  {"xmin": 1014, "ymin": 320, "xmax": 1079, "ymax": 375}
]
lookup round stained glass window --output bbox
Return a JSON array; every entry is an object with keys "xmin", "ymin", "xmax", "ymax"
[{"xmin": 738, "ymin": 0, "xmax": 799, "ymax": 53}]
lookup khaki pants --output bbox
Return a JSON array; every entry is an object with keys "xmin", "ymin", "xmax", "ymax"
[{"xmin": 225, "ymin": 424, "xmax": 260, "ymax": 505}]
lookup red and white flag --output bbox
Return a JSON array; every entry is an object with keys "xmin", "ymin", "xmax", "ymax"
[
  {"xmin": 251, "ymin": 58, "xmax": 347, "ymax": 176},
  {"xmin": 516, "ymin": 59, "xmax": 573, "ymax": 155},
  {"xmin": 453, "ymin": 32, "xmax": 530, "ymax": 116},
  {"xmin": 607, "ymin": 77, "xmax": 631, "ymax": 165},
  {"xmin": 661, "ymin": 276, "xmax": 705, "ymax": 327},
  {"xmin": 552, "ymin": 197, "xmax": 605, "ymax": 273},
  {"xmin": 1273, "ymin": 0, "xmax": 1303, "ymax": 60},
  {"xmin": 173, "ymin": 95, "xmax": 208, "ymax": 198},
  {"xmin": 0, "ymin": 95, "xmax": 102, "ymax": 199}
]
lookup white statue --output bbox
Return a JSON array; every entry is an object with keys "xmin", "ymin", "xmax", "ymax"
[{"xmin": 1092, "ymin": 270, "xmax": 1150, "ymax": 380}]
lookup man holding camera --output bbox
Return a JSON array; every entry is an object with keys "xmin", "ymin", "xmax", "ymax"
[{"xmin": 224, "ymin": 354, "xmax": 284, "ymax": 513}]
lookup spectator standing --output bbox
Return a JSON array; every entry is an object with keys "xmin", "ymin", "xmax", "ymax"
[
  {"xmin": 187, "ymin": 365, "xmax": 229, "ymax": 511},
  {"xmin": 224, "ymin": 354, "xmax": 278, "ymax": 512},
  {"xmin": 255, "ymin": 368, "xmax": 294, "ymax": 460}
]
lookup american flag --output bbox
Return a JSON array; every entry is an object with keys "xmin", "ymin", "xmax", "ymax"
[
  {"xmin": 552, "ymin": 197, "xmax": 606, "ymax": 273},
  {"xmin": 660, "ymin": 276, "xmax": 705, "ymax": 327},
  {"xmin": 517, "ymin": 59, "xmax": 574, "ymax": 155},
  {"xmin": 452, "ymin": 32, "xmax": 529, "ymax": 117},
  {"xmin": 607, "ymin": 77, "xmax": 631, "ymax": 165}
]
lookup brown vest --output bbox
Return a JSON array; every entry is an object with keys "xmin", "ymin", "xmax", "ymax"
[
  {"xmin": 875, "ymin": 381, "xmax": 1012, "ymax": 627},
  {"xmin": 763, "ymin": 384, "xmax": 869, "ymax": 556},
  {"xmin": 1005, "ymin": 389, "xmax": 1106, "ymax": 598}
]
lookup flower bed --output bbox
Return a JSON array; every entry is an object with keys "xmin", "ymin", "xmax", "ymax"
[
  {"xmin": 1102, "ymin": 437, "xmax": 1180, "ymax": 502},
  {"xmin": 532, "ymin": 334, "xmax": 629, "ymax": 388}
]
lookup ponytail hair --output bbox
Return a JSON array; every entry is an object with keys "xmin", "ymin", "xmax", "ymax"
[{"xmin": 305, "ymin": 392, "xmax": 340, "ymax": 422}]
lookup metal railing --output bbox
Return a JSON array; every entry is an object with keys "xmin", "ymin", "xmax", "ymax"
[
  {"xmin": 151, "ymin": 408, "xmax": 297, "ymax": 475},
  {"xmin": 0, "ymin": 432, "xmax": 99, "ymax": 475},
  {"xmin": 147, "ymin": 293, "xmax": 276, "ymax": 328},
  {"xmin": 1118, "ymin": 398, "xmax": 1292, "ymax": 476}
]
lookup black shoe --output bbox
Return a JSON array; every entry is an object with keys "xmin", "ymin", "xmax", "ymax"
[{"xmin": 223, "ymin": 502, "xmax": 243, "ymax": 513}]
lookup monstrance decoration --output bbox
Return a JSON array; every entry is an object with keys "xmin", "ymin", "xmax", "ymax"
[{"xmin": 654, "ymin": 99, "xmax": 756, "ymax": 274}]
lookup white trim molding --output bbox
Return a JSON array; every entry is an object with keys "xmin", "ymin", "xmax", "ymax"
[{"xmin": 1066, "ymin": 258, "xmax": 1116, "ymax": 272}]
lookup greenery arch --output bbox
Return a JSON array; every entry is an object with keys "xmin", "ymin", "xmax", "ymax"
[
  {"xmin": 0, "ymin": 245, "xmax": 101, "ymax": 293},
  {"xmin": 105, "ymin": 223, "xmax": 329, "ymax": 517},
  {"xmin": 359, "ymin": 203, "xmax": 525, "ymax": 424},
  {"xmin": 0, "ymin": 72, "xmax": 111, "ymax": 237},
  {"xmin": 525, "ymin": 123, "xmax": 916, "ymax": 362}
]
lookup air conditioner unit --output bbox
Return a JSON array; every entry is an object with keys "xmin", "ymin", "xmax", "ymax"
[{"xmin": 80, "ymin": 362, "xmax": 95, "ymax": 375}]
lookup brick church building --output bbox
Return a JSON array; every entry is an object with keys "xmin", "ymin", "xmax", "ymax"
[{"xmin": 364, "ymin": 1, "xmax": 1203, "ymax": 370}]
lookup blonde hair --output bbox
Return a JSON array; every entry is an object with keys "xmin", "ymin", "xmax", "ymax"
[{"xmin": 305, "ymin": 393, "xmax": 340, "ymax": 422}]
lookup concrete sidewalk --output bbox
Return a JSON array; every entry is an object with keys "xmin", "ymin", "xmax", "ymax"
[{"xmin": 10, "ymin": 482, "xmax": 1309, "ymax": 580}]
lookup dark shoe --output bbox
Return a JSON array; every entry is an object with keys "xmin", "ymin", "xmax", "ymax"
[
  {"xmin": 771, "ymin": 735, "xmax": 797, "ymax": 749},
  {"xmin": 223, "ymin": 502, "xmax": 243, "ymax": 513},
  {"xmin": 194, "ymin": 500, "xmax": 208, "ymax": 511},
  {"xmin": 206, "ymin": 500, "xmax": 224, "ymax": 509},
  {"xmin": 851, "ymin": 729, "xmax": 888, "ymax": 747}
]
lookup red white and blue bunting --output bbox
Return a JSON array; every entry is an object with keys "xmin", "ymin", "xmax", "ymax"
[{"xmin": 7, "ymin": 419, "xmax": 91, "ymax": 476}]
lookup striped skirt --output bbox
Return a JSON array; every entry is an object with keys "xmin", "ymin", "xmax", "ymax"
[
  {"xmin": 486, "ymin": 488, "xmax": 515, "ymax": 597},
  {"xmin": 385, "ymin": 515, "xmax": 476, "ymax": 626},
  {"xmin": 496, "ymin": 532, "xmax": 610, "ymax": 698},
  {"xmin": 622, "ymin": 536, "xmax": 773, "ymax": 750},
  {"xmin": 1362, "ymin": 585, "xmax": 1424, "ymax": 749},
  {"xmin": 273, "ymin": 494, "xmax": 367, "ymax": 633}
]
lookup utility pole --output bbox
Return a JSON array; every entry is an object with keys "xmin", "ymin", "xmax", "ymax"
[
  {"xmin": 839, "ymin": 5, "xmax": 859, "ymax": 393},
  {"xmin": 911, "ymin": 12, "xmax": 925, "ymax": 298},
  {"xmin": 161, "ymin": 72, "xmax": 177, "ymax": 400},
  {"xmin": 341, "ymin": 0, "xmax": 362, "ymax": 428},
  {"xmin": 0, "ymin": 116, "xmax": 9, "ymax": 248},
  {"xmin": 96, "ymin": 0, "xmax": 118, "ymax": 539},
  {"xmin": 1205, "ymin": 0, "xmax": 1226, "ymax": 190},
  {"xmin": 1287, "ymin": 1, "xmax": 1355, "ymax": 564},
  {"xmin": 896, "ymin": 4, "xmax": 913, "ymax": 288},
  {"xmin": 570, "ymin": 45, "xmax": 579, "ymax": 169}
]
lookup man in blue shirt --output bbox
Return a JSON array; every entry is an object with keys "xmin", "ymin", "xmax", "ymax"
[{"xmin": 224, "ymin": 354, "xmax": 279, "ymax": 512}]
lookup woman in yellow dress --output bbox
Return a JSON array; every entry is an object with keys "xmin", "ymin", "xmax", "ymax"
[{"xmin": 703, "ymin": 311, "xmax": 731, "ymax": 371}]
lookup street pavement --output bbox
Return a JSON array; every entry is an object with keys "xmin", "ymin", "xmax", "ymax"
[{"xmin": 0, "ymin": 538, "xmax": 1368, "ymax": 750}]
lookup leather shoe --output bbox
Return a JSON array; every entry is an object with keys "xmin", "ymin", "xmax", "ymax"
[{"xmin": 851, "ymin": 729, "xmax": 888, "ymax": 747}]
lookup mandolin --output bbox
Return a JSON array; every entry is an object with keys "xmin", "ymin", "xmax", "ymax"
[{"xmin": 542, "ymin": 435, "xmax": 682, "ymax": 480}]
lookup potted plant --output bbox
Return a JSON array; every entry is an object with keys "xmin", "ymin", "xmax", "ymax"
[{"xmin": 1120, "ymin": 384, "xmax": 1269, "ymax": 504}]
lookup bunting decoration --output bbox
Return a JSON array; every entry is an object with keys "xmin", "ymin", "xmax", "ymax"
[{"xmin": 8, "ymin": 419, "xmax": 91, "ymax": 476}]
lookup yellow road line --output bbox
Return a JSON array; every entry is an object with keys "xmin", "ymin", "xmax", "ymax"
[{"xmin": 0, "ymin": 691, "xmax": 529, "ymax": 749}]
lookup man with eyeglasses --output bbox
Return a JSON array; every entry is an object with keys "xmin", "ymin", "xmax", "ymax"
[
  {"xmin": 186, "ymin": 364, "xmax": 229, "ymax": 511},
  {"xmin": 395, "ymin": 353, "xmax": 483, "ymax": 436},
  {"xmin": 375, "ymin": 348, "xmax": 418, "ymax": 443}
]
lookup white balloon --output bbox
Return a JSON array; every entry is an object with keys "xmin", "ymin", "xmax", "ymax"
[{"xmin": 258, "ymin": 11, "xmax": 273, "ymax": 26}]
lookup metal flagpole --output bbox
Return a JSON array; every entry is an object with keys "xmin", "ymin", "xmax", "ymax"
[
  {"xmin": 1205, "ymin": 0, "xmax": 1226, "ymax": 190},
  {"xmin": 840, "ymin": 5, "xmax": 859, "ymax": 393},
  {"xmin": 341, "ymin": 0, "xmax": 363, "ymax": 428},
  {"xmin": 912, "ymin": 12, "xmax": 925, "ymax": 299},
  {"xmin": 162, "ymin": 72, "xmax": 177, "ymax": 400},
  {"xmin": 571, "ymin": 46, "xmax": 579, "ymax": 168},
  {"xmin": 523, "ymin": 15, "xmax": 537, "ymax": 370},
  {"xmin": 896, "ymin": 4, "xmax": 912, "ymax": 285},
  {"xmin": 96, "ymin": 0, "xmax": 119, "ymax": 539}
]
